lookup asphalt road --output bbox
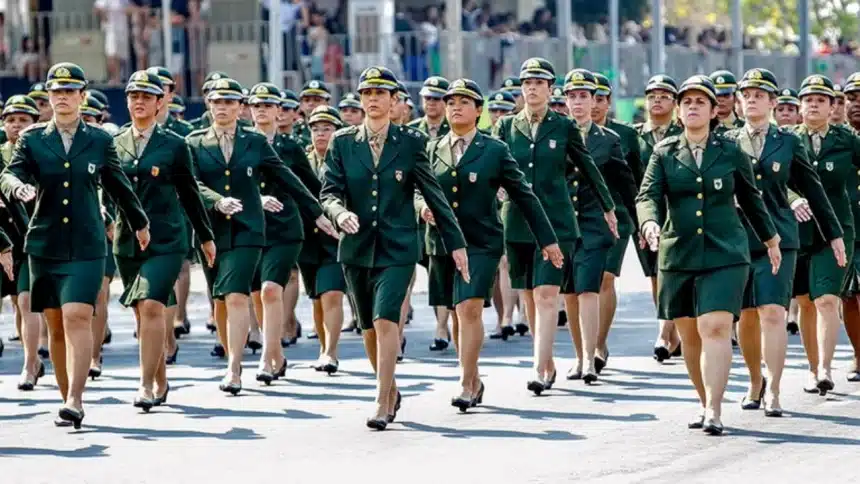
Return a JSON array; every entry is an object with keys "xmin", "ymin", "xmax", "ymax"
[{"xmin": 2, "ymin": 244, "xmax": 859, "ymax": 484}]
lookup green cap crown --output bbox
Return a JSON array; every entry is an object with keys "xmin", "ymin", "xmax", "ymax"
[
  {"xmin": 80, "ymin": 94, "xmax": 105, "ymax": 118},
  {"xmin": 357, "ymin": 66, "xmax": 399, "ymax": 92},
  {"xmin": 487, "ymin": 90, "xmax": 516, "ymax": 111},
  {"xmin": 709, "ymin": 70, "xmax": 738, "ymax": 95},
  {"xmin": 2, "ymin": 95, "xmax": 39, "ymax": 119},
  {"xmin": 301, "ymin": 79, "xmax": 331, "ymax": 99},
  {"xmin": 338, "ymin": 92, "xmax": 362, "ymax": 110},
  {"xmin": 420, "ymin": 76, "xmax": 450, "ymax": 98},
  {"xmin": 307, "ymin": 105, "xmax": 343, "ymax": 128},
  {"xmin": 799, "ymin": 74, "xmax": 835, "ymax": 98},
  {"xmin": 563, "ymin": 69, "xmax": 597, "ymax": 93},
  {"xmin": 126, "ymin": 70, "xmax": 165, "ymax": 96},
  {"xmin": 645, "ymin": 75, "xmax": 678, "ymax": 95},
  {"xmin": 678, "ymin": 75, "xmax": 717, "ymax": 103},
  {"xmin": 248, "ymin": 83, "xmax": 283, "ymax": 105},
  {"xmin": 738, "ymin": 68, "xmax": 778, "ymax": 94},
  {"xmin": 519, "ymin": 57, "xmax": 555, "ymax": 82},
  {"xmin": 28, "ymin": 83, "xmax": 49, "ymax": 101},
  {"xmin": 46, "ymin": 62, "xmax": 87, "ymax": 91},
  {"xmin": 206, "ymin": 78, "xmax": 244, "ymax": 101},
  {"xmin": 443, "ymin": 78, "xmax": 483, "ymax": 104},
  {"xmin": 146, "ymin": 66, "xmax": 175, "ymax": 86}
]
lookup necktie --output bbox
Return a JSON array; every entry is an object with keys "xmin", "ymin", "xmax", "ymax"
[
  {"xmin": 453, "ymin": 138, "xmax": 465, "ymax": 163},
  {"xmin": 692, "ymin": 145, "xmax": 703, "ymax": 167},
  {"xmin": 530, "ymin": 113, "xmax": 541, "ymax": 139},
  {"xmin": 750, "ymin": 129, "xmax": 764, "ymax": 158},
  {"xmin": 61, "ymin": 130, "xmax": 74, "ymax": 154},
  {"xmin": 135, "ymin": 133, "xmax": 147, "ymax": 158},
  {"xmin": 429, "ymin": 126, "xmax": 438, "ymax": 138},
  {"xmin": 369, "ymin": 133, "xmax": 383, "ymax": 166},
  {"xmin": 654, "ymin": 126, "xmax": 667, "ymax": 143},
  {"xmin": 220, "ymin": 133, "xmax": 233, "ymax": 162},
  {"xmin": 812, "ymin": 132, "xmax": 823, "ymax": 155}
]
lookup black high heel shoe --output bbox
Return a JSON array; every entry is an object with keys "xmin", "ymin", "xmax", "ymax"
[
  {"xmin": 256, "ymin": 370, "xmax": 274, "ymax": 385},
  {"xmin": 246, "ymin": 335, "xmax": 263, "ymax": 355},
  {"xmin": 58, "ymin": 407, "xmax": 85, "ymax": 429},
  {"xmin": 387, "ymin": 391, "xmax": 402, "ymax": 423},
  {"xmin": 133, "ymin": 395, "xmax": 155, "ymax": 413},
  {"xmin": 165, "ymin": 345, "xmax": 179, "ymax": 365},
  {"xmin": 38, "ymin": 346, "xmax": 49, "ymax": 359},
  {"xmin": 17, "ymin": 374, "xmax": 35, "ymax": 391},
  {"xmin": 527, "ymin": 379, "xmax": 545, "ymax": 396},
  {"xmin": 702, "ymin": 418, "xmax": 724, "ymax": 436},
  {"xmin": 653, "ymin": 346, "xmax": 670, "ymax": 362},
  {"xmin": 501, "ymin": 325, "xmax": 516, "ymax": 340},
  {"xmin": 154, "ymin": 384, "xmax": 170, "ymax": 406},
  {"xmin": 786, "ymin": 320, "xmax": 799, "ymax": 335},
  {"xmin": 397, "ymin": 336, "xmax": 407, "ymax": 363},
  {"xmin": 274, "ymin": 359, "xmax": 287, "ymax": 379},
  {"xmin": 515, "ymin": 322, "xmax": 529, "ymax": 336},
  {"xmin": 671, "ymin": 344, "xmax": 682, "ymax": 358},
  {"xmin": 0, "ymin": 338, "xmax": 4, "ymax": 358},
  {"xmin": 8, "ymin": 334, "xmax": 20, "ymax": 342},
  {"xmin": 566, "ymin": 368, "xmax": 583, "ymax": 380},
  {"xmin": 488, "ymin": 329, "xmax": 505, "ymax": 340},
  {"xmin": 688, "ymin": 411, "xmax": 705, "ymax": 429},
  {"xmin": 102, "ymin": 327, "xmax": 112, "ymax": 345},
  {"xmin": 37, "ymin": 360, "xmax": 45, "ymax": 379},
  {"xmin": 173, "ymin": 318, "xmax": 191, "ymax": 338},
  {"xmin": 88, "ymin": 356, "xmax": 103, "ymax": 380},
  {"xmin": 280, "ymin": 337, "xmax": 291, "ymax": 348},
  {"xmin": 206, "ymin": 321, "xmax": 216, "ymax": 333},
  {"xmin": 557, "ymin": 309, "xmax": 567, "ymax": 327},
  {"xmin": 817, "ymin": 377, "xmax": 835, "ymax": 396},
  {"xmin": 471, "ymin": 382, "xmax": 485, "ymax": 407},
  {"xmin": 583, "ymin": 372, "xmax": 598, "ymax": 385},
  {"xmin": 366, "ymin": 417, "xmax": 388, "ymax": 431},
  {"xmin": 219, "ymin": 370, "xmax": 242, "ymax": 396},
  {"xmin": 544, "ymin": 369, "xmax": 557, "ymax": 390},
  {"xmin": 429, "ymin": 338, "xmax": 449, "ymax": 351},
  {"xmin": 323, "ymin": 359, "xmax": 339, "ymax": 375},
  {"xmin": 741, "ymin": 377, "xmax": 766, "ymax": 410},
  {"xmin": 210, "ymin": 343, "xmax": 225, "ymax": 358},
  {"xmin": 451, "ymin": 394, "xmax": 473, "ymax": 412}
]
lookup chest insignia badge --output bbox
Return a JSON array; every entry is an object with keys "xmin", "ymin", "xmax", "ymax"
[
  {"xmin": 549, "ymin": 139, "xmax": 556, "ymax": 149},
  {"xmin": 395, "ymin": 170, "xmax": 403, "ymax": 182},
  {"xmin": 771, "ymin": 162, "xmax": 780, "ymax": 173},
  {"xmin": 151, "ymin": 166, "xmax": 160, "ymax": 177},
  {"xmin": 247, "ymin": 167, "xmax": 253, "ymax": 177},
  {"xmin": 826, "ymin": 161, "xmax": 834, "ymax": 171},
  {"xmin": 714, "ymin": 178, "xmax": 723, "ymax": 190},
  {"xmin": 88, "ymin": 163, "xmax": 96, "ymax": 174},
  {"xmin": 469, "ymin": 172, "xmax": 477, "ymax": 183}
]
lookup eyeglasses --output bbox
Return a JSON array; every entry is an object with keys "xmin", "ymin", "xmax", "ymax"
[{"xmin": 646, "ymin": 94, "xmax": 675, "ymax": 102}]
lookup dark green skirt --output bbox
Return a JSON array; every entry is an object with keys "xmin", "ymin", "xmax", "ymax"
[
  {"xmin": 344, "ymin": 264, "xmax": 414, "ymax": 330},
  {"xmin": 16, "ymin": 258, "xmax": 29, "ymax": 296},
  {"xmin": 252, "ymin": 242, "xmax": 303, "ymax": 290},
  {"xmin": 657, "ymin": 264, "xmax": 749, "ymax": 320},
  {"xmin": 104, "ymin": 239, "xmax": 116, "ymax": 280},
  {"xmin": 299, "ymin": 262, "xmax": 347, "ymax": 299},
  {"xmin": 201, "ymin": 247, "xmax": 262, "ymax": 299},
  {"xmin": 29, "ymin": 256, "xmax": 105, "ymax": 312},
  {"xmin": 1, "ymin": 258, "xmax": 20, "ymax": 298},
  {"xmin": 635, "ymin": 243, "xmax": 659, "ymax": 278},
  {"xmin": 604, "ymin": 236, "xmax": 629, "ymax": 277},
  {"xmin": 428, "ymin": 252, "xmax": 499, "ymax": 309},
  {"xmin": 794, "ymin": 244, "xmax": 854, "ymax": 300},
  {"xmin": 842, "ymin": 244, "xmax": 860, "ymax": 297},
  {"xmin": 742, "ymin": 250, "xmax": 797, "ymax": 309},
  {"xmin": 506, "ymin": 240, "xmax": 577, "ymax": 290},
  {"xmin": 562, "ymin": 243, "xmax": 608, "ymax": 295},
  {"xmin": 116, "ymin": 253, "xmax": 185, "ymax": 307}
]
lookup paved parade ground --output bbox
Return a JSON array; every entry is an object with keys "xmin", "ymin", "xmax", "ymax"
[{"xmin": 2, "ymin": 245, "xmax": 860, "ymax": 483}]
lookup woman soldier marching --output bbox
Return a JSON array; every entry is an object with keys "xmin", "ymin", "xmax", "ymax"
[
  {"xmin": 320, "ymin": 66, "xmax": 468, "ymax": 430},
  {"xmin": 420, "ymin": 78, "xmax": 561, "ymax": 410},
  {"xmin": 301, "ymin": 105, "xmax": 350, "ymax": 373},
  {"xmin": 562, "ymin": 69, "xmax": 638, "ymax": 383},
  {"xmin": 788, "ymin": 74, "xmax": 860, "ymax": 396},
  {"xmin": 0, "ymin": 95, "xmax": 45, "ymax": 390},
  {"xmin": 774, "ymin": 88, "xmax": 802, "ymax": 127},
  {"xmin": 634, "ymin": 75, "xmax": 685, "ymax": 362},
  {"xmin": 842, "ymin": 72, "xmax": 860, "ymax": 383},
  {"xmin": 187, "ymin": 78, "xmax": 335, "ymax": 395},
  {"xmin": 247, "ymin": 82, "xmax": 326, "ymax": 383},
  {"xmin": 113, "ymin": 71, "xmax": 216, "ymax": 411},
  {"xmin": 1, "ymin": 62, "xmax": 150, "ymax": 428},
  {"xmin": 494, "ymin": 58, "xmax": 616, "ymax": 395},
  {"xmin": 636, "ymin": 75, "xmax": 780, "ymax": 435},
  {"xmin": 726, "ymin": 68, "xmax": 843, "ymax": 417}
]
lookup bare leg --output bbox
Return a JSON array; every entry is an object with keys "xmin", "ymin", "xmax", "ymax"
[
  {"xmin": 759, "ymin": 304, "xmax": 788, "ymax": 410},
  {"xmin": 321, "ymin": 291, "xmax": 344, "ymax": 362},
  {"xmin": 371, "ymin": 319, "xmax": 399, "ymax": 420},
  {"xmin": 675, "ymin": 317, "xmax": 706, "ymax": 405},
  {"xmin": 44, "ymin": 309, "xmax": 68, "ymax": 400},
  {"xmin": 17, "ymin": 292, "xmax": 41, "ymax": 382},
  {"xmin": 136, "ymin": 300, "xmax": 167, "ymax": 400},
  {"xmin": 90, "ymin": 278, "xmax": 110, "ymax": 369},
  {"xmin": 796, "ymin": 294, "xmax": 819, "ymax": 385},
  {"xmin": 62, "ymin": 302, "xmax": 96, "ymax": 411},
  {"xmin": 224, "ymin": 293, "xmax": 251, "ymax": 384},
  {"xmin": 531, "ymin": 285, "xmax": 560, "ymax": 379},
  {"xmin": 844, "ymin": 297, "xmax": 860, "ymax": 375},
  {"xmin": 455, "ymin": 299, "xmax": 485, "ymax": 398},
  {"xmin": 737, "ymin": 308, "xmax": 763, "ymax": 400},
  {"xmin": 697, "ymin": 311, "xmax": 734, "ymax": 425},
  {"xmin": 577, "ymin": 292, "xmax": 600, "ymax": 377},
  {"xmin": 564, "ymin": 294, "xmax": 583, "ymax": 375},
  {"xmin": 259, "ymin": 282, "xmax": 285, "ymax": 372},
  {"xmin": 814, "ymin": 294, "xmax": 841, "ymax": 384},
  {"xmin": 173, "ymin": 260, "xmax": 191, "ymax": 328},
  {"xmin": 596, "ymin": 273, "xmax": 617, "ymax": 357}
]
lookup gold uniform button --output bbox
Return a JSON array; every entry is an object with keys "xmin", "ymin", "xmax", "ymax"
[
  {"xmin": 372, "ymin": 221, "xmax": 377, "ymax": 227},
  {"xmin": 62, "ymin": 199, "xmax": 68, "ymax": 205},
  {"xmin": 225, "ymin": 170, "xmax": 231, "ymax": 176},
  {"xmin": 696, "ymin": 177, "xmax": 702, "ymax": 182},
  {"xmin": 452, "ymin": 187, "xmax": 458, "ymax": 193},
  {"xmin": 573, "ymin": 196, "xmax": 578, "ymax": 202},
  {"xmin": 528, "ymin": 163, "xmax": 534, "ymax": 168},
  {"xmin": 697, "ymin": 228, "xmax": 703, "ymax": 234},
  {"xmin": 133, "ymin": 161, "xmax": 138, "ymax": 166},
  {"xmin": 756, "ymin": 175, "xmax": 762, "ymax": 180},
  {"xmin": 451, "ymin": 171, "xmax": 456, "ymax": 177},
  {"xmin": 372, "ymin": 174, "xmax": 378, "ymax": 180},
  {"xmin": 314, "ymin": 228, "xmax": 319, "ymax": 233},
  {"xmin": 529, "ymin": 143, "xmax": 535, "ymax": 149},
  {"xmin": 260, "ymin": 182, "xmax": 265, "ymax": 188},
  {"xmin": 133, "ymin": 176, "xmax": 138, "ymax": 182},
  {"xmin": 452, "ymin": 202, "xmax": 459, "ymax": 208},
  {"xmin": 696, "ymin": 210, "xmax": 702, "ymax": 216},
  {"xmin": 63, "ymin": 182, "xmax": 69, "ymax": 187},
  {"xmin": 372, "ymin": 190, "xmax": 378, "ymax": 197},
  {"xmin": 64, "ymin": 162, "xmax": 70, "ymax": 168},
  {"xmin": 573, "ymin": 181, "xmax": 579, "ymax": 187},
  {"xmin": 225, "ymin": 185, "xmax": 230, "ymax": 191},
  {"xmin": 372, "ymin": 206, "xmax": 377, "ymax": 211},
  {"xmin": 575, "ymin": 167, "xmax": 579, "ymax": 173},
  {"xmin": 813, "ymin": 161, "xmax": 819, "ymax": 167},
  {"xmin": 697, "ymin": 193, "xmax": 703, "ymax": 199},
  {"xmin": 62, "ymin": 217, "xmax": 69, "ymax": 223},
  {"xmin": 752, "ymin": 159, "xmax": 758, "ymax": 165},
  {"xmin": 226, "ymin": 215, "xmax": 231, "ymax": 220},
  {"xmin": 575, "ymin": 211, "xmax": 579, "ymax": 216}
]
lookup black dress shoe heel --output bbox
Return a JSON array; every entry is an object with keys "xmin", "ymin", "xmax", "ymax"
[
  {"xmin": 557, "ymin": 309, "xmax": 567, "ymax": 327},
  {"xmin": 786, "ymin": 321, "xmax": 799, "ymax": 335},
  {"xmin": 488, "ymin": 330, "xmax": 504, "ymax": 340},
  {"xmin": 17, "ymin": 378, "xmax": 35, "ymax": 391},
  {"xmin": 653, "ymin": 346, "xmax": 670, "ymax": 362},
  {"xmin": 210, "ymin": 344, "xmax": 225, "ymax": 358},
  {"xmin": 594, "ymin": 356, "xmax": 607, "ymax": 375},
  {"xmin": 501, "ymin": 325, "xmax": 516, "ymax": 341},
  {"xmin": 102, "ymin": 327, "xmax": 112, "ymax": 345},
  {"xmin": 397, "ymin": 336, "xmax": 407, "ymax": 363},
  {"xmin": 256, "ymin": 371, "xmax": 274, "ymax": 385},
  {"xmin": 307, "ymin": 331, "xmax": 319, "ymax": 340},
  {"xmin": 219, "ymin": 381, "xmax": 242, "ymax": 395},
  {"xmin": 817, "ymin": 378, "xmax": 834, "ymax": 396},
  {"xmin": 688, "ymin": 411, "xmax": 705, "ymax": 429},
  {"xmin": 206, "ymin": 321, "xmax": 216, "ymax": 333},
  {"xmin": 451, "ymin": 396, "xmax": 472, "ymax": 412},
  {"xmin": 8, "ymin": 334, "xmax": 20, "ymax": 342},
  {"xmin": 544, "ymin": 370, "xmax": 557, "ymax": 389},
  {"xmin": 429, "ymin": 338, "xmax": 449, "ymax": 351},
  {"xmin": 323, "ymin": 360, "xmax": 339, "ymax": 375},
  {"xmin": 387, "ymin": 391, "xmax": 402, "ymax": 423},
  {"xmin": 246, "ymin": 335, "xmax": 263, "ymax": 354},
  {"xmin": 166, "ymin": 346, "xmax": 179, "ymax": 365},
  {"xmin": 702, "ymin": 418, "xmax": 724, "ymax": 436},
  {"xmin": 280, "ymin": 338, "xmax": 291, "ymax": 348},
  {"xmin": 54, "ymin": 418, "xmax": 73, "ymax": 427},
  {"xmin": 764, "ymin": 406, "xmax": 783, "ymax": 418},
  {"xmin": 515, "ymin": 322, "xmax": 529, "ymax": 336},
  {"xmin": 133, "ymin": 396, "xmax": 155, "ymax": 413},
  {"xmin": 527, "ymin": 380, "xmax": 545, "ymax": 396},
  {"xmin": 38, "ymin": 346, "xmax": 49, "ymax": 359},
  {"xmin": 583, "ymin": 372, "xmax": 598, "ymax": 385},
  {"xmin": 671, "ymin": 344, "xmax": 682, "ymax": 357},
  {"xmin": 741, "ymin": 377, "xmax": 766, "ymax": 410},
  {"xmin": 366, "ymin": 417, "xmax": 388, "ymax": 431},
  {"xmin": 88, "ymin": 366, "xmax": 102, "ymax": 380},
  {"xmin": 154, "ymin": 384, "xmax": 170, "ymax": 406},
  {"xmin": 37, "ymin": 361, "xmax": 45, "ymax": 379},
  {"xmin": 471, "ymin": 382, "xmax": 485, "ymax": 407},
  {"xmin": 847, "ymin": 370, "xmax": 860, "ymax": 382},
  {"xmin": 274, "ymin": 359, "xmax": 287, "ymax": 379},
  {"xmin": 58, "ymin": 407, "xmax": 85, "ymax": 430}
]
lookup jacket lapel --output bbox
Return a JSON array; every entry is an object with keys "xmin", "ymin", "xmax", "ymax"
[
  {"xmin": 673, "ymin": 134, "xmax": 701, "ymax": 174},
  {"xmin": 352, "ymin": 125, "xmax": 376, "ymax": 172},
  {"xmin": 376, "ymin": 124, "xmax": 402, "ymax": 172},
  {"xmin": 432, "ymin": 133, "xmax": 455, "ymax": 169},
  {"xmin": 759, "ymin": 124, "xmax": 784, "ymax": 162},
  {"xmin": 513, "ymin": 110, "xmax": 531, "ymax": 139},
  {"xmin": 457, "ymin": 132, "xmax": 486, "ymax": 168},
  {"xmin": 534, "ymin": 110, "xmax": 560, "ymax": 144},
  {"xmin": 201, "ymin": 127, "xmax": 227, "ymax": 166},
  {"xmin": 585, "ymin": 122, "xmax": 603, "ymax": 150},
  {"xmin": 41, "ymin": 120, "xmax": 68, "ymax": 160},
  {"xmin": 816, "ymin": 128, "xmax": 838, "ymax": 159},
  {"xmin": 139, "ymin": 125, "xmax": 168, "ymax": 161},
  {"xmin": 699, "ymin": 134, "xmax": 723, "ymax": 174},
  {"xmin": 114, "ymin": 128, "xmax": 137, "ymax": 161},
  {"xmin": 67, "ymin": 120, "xmax": 93, "ymax": 161},
  {"xmin": 439, "ymin": 118, "xmax": 451, "ymax": 136}
]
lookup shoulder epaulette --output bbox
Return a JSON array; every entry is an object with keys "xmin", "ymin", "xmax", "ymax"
[
  {"xmin": 186, "ymin": 128, "xmax": 209, "ymax": 138},
  {"xmin": 654, "ymin": 135, "xmax": 680, "ymax": 151},
  {"xmin": 334, "ymin": 125, "xmax": 359, "ymax": 138},
  {"xmin": 399, "ymin": 125, "xmax": 424, "ymax": 139},
  {"xmin": 20, "ymin": 122, "xmax": 47, "ymax": 135}
]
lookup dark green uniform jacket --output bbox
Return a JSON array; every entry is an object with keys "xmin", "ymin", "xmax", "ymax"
[
  {"xmin": 493, "ymin": 109, "xmax": 614, "ymax": 243},
  {"xmin": 190, "ymin": 111, "xmax": 252, "ymax": 131},
  {"xmin": 263, "ymin": 132, "xmax": 320, "ymax": 247},
  {"xmin": 636, "ymin": 132, "xmax": 777, "ymax": 271},
  {"xmin": 112, "ymin": 124, "xmax": 214, "ymax": 258},
  {"xmin": 0, "ymin": 120, "xmax": 149, "ymax": 260},
  {"xmin": 302, "ymin": 148, "xmax": 339, "ymax": 264},
  {"xmin": 723, "ymin": 124, "xmax": 842, "ymax": 253},
  {"xmin": 420, "ymin": 130, "xmax": 557, "ymax": 256},
  {"xmin": 606, "ymin": 118, "xmax": 644, "ymax": 187},
  {"xmin": 320, "ymin": 123, "xmax": 467, "ymax": 267},
  {"xmin": 407, "ymin": 117, "xmax": 450, "ymax": 138},
  {"xmin": 789, "ymin": 123, "xmax": 860, "ymax": 249},
  {"xmin": 187, "ymin": 125, "xmax": 323, "ymax": 251},
  {"xmin": 574, "ymin": 122, "xmax": 639, "ymax": 249}
]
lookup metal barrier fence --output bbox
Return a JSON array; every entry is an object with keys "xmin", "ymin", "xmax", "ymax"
[{"xmin": 6, "ymin": 12, "xmax": 860, "ymax": 100}]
